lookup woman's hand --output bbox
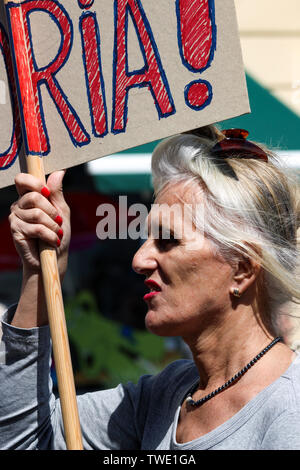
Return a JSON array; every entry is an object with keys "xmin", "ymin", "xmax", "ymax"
[{"xmin": 9, "ymin": 170, "xmax": 71, "ymax": 280}]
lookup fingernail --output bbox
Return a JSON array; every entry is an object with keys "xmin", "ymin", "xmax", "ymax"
[
  {"xmin": 56, "ymin": 238, "xmax": 61, "ymax": 247},
  {"xmin": 55, "ymin": 215, "xmax": 63, "ymax": 226},
  {"xmin": 57, "ymin": 229, "xmax": 63, "ymax": 239},
  {"xmin": 41, "ymin": 186, "xmax": 51, "ymax": 198}
]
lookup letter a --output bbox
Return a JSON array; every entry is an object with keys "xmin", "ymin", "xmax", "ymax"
[{"xmin": 112, "ymin": 0, "xmax": 175, "ymax": 134}]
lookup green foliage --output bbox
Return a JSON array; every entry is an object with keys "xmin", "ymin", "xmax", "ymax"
[{"xmin": 65, "ymin": 290, "xmax": 167, "ymax": 387}]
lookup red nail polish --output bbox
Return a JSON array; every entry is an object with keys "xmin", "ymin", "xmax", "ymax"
[
  {"xmin": 57, "ymin": 229, "xmax": 63, "ymax": 239},
  {"xmin": 55, "ymin": 215, "xmax": 63, "ymax": 226},
  {"xmin": 56, "ymin": 238, "xmax": 61, "ymax": 247},
  {"xmin": 41, "ymin": 186, "xmax": 51, "ymax": 198}
]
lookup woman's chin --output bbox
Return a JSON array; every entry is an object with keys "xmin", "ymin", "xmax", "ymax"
[{"xmin": 145, "ymin": 310, "xmax": 178, "ymax": 337}]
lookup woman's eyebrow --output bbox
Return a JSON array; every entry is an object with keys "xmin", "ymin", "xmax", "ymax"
[{"xmin": 149, "ymin": 222, "xmax": 178, "ymax": 239}]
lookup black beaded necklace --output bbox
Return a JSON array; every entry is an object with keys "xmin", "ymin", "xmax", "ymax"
[{"xmin": 185, "ymin": 336, "xmax": 282, "ymax": 408}]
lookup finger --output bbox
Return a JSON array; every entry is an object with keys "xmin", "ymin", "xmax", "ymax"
[
  {"xmin": 10, "ymin": 214, "xmax": 61, "ymax": 249},
  {"xmin": 15, "ymin": 173, "xmax": 50, "ymax": 198},
  {"xmin": 17, "ymin": 191, "xmax": 62, "ymax": 224},
  {"xmin": 47, "ymin": 169, "xmax": 66, "ymax": 194},
  {"xmin": 13, "ymin": 205, "xmax": 63, "ymax": 239},
  {"xmin": 47, "ymin": 170, "xmax": 67, "ymax": 208}
]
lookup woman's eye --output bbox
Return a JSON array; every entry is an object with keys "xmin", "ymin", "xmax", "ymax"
[{"xmin": 156, "ymin": 233, "xmax": 179, "ymax": 250}]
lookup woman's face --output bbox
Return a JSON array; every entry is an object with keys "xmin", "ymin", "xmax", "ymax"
[{"xmin": 132, "ymin": 182, "xmax": 234, "ymax": 338}]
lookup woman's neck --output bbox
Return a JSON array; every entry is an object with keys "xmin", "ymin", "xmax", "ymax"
[{"xmin": 182, "ymin": 304, "xmax": 281, "ymax": 391}]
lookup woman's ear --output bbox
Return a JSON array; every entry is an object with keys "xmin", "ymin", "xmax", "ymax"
[{"xmin": 231, "ymin": 255, "xmax": 261, "ymax": 296}]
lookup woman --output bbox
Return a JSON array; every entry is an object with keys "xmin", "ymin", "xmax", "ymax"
[{"xmin": 1, "ymin": 126, "xmax": 300, "ymax": 450}]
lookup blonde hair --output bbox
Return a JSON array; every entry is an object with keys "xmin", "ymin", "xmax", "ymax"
[{"xmin": 151, "ymin": 125, "xmax": 300, "ymax": 336}]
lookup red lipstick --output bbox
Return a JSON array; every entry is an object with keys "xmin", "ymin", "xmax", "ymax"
[{"xmin": 143, "ymin": 279, "xmax": 161, "ymax": 301}]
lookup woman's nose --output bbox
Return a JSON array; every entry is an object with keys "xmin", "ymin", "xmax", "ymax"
[{"xmin": 132, "ymin": 239, "xmax": 158, "ymax": 275}]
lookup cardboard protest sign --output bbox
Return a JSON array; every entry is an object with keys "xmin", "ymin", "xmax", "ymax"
[{"xmin": 0, "ymin": 0, "xmax": 249, "ymax": 189}]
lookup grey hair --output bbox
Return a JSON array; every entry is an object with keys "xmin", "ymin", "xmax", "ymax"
[{"xmin": 151, "ymin": 126, "xmax": 300, "ymax": 337}]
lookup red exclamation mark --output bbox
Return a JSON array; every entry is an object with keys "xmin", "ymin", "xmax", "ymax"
[
  {"xmin": 176, "ymin": 0, "xmax": 216, "ymax": 110},
  {"xmin": 77, "ymin": 0, "xmax": 94, "ymax": 8}
]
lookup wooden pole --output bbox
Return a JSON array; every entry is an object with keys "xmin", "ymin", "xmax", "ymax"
[{"xmin": 4, "ymin": 0, "xmax": 83, "ymax": 450}]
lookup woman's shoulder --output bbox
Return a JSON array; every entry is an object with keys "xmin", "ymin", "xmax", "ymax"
[
  {"xmin": 261, "ymin": 352, "xmax": 300, "ymax": 418},
  {"xmin": 281, "ymin": 352, "xmax": 300, "ymax": 404},
  {"xmin": 138, "ymin": 358, "xmax": 199, "ymax": 404},
  {"xmin": 261, "ymin": 355, "xmax": 300, "ymax": 451},
  {"xmin": 281, "ymin": 351, "xmax": 300, "ymax": 380},
  {"xmin": 123, "ymin": 359, "xmax": 197, "ymax": 401},
  {"xmin": 154, "ymin": 359, "xmax": 198, "ymax": 383}
]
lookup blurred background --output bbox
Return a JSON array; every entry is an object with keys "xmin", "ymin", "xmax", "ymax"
[{"xmin": 0, "ymin": 0, "xmax": 300, "ymax": 392}]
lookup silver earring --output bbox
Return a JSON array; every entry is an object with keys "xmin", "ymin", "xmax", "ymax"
[{"xmin": 233, "ymin": 288, "xmax": 241, "ymax": 298}]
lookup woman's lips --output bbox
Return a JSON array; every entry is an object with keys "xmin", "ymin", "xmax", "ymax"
[
  {"xmin": 143, "ymin": 292, "xmax": 159, "ymax": 301},
  {"xmin": 143, "ymin": 279, "xmax": 161, "ymax": 301}
]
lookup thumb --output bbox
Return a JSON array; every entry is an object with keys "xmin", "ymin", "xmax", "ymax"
[{"xmin": 46, "ymin": 169, "xmax": 67, "ymax": 206}]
